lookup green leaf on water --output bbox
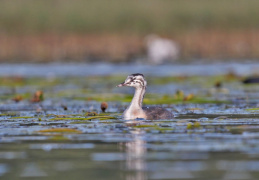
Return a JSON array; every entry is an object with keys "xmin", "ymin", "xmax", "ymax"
[
  {"xmin": 37, "ymin": 128, "xmax": 82, "ymax": 133},
  {"xmin": 245, "ymin": 108, "xmax": 259, "ymax": 111},
  {"xmin": 49, "ymin": 116, "xmax": 117, "ymax": 121}
]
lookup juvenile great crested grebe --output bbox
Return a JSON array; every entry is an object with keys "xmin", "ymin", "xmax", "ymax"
[{"xmin": 117, "ymin": 73, "xmax": 173, "ymax": 120}]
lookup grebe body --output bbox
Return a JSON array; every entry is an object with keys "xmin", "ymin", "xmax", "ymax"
[{"xmin": 117, "ymin": 73, "xmax": 173, "ymax": 120}]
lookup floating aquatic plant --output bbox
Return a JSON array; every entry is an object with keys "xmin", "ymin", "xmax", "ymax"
[
  {"xmin": 245, "ymin": 108, "xmax": 259, "ymax": 111},
  {"xmin": 37, "ymin": 128, "xmax": 82, "ymax": 133},
  {"xmin": 12, "ymin": 95, "xmax": 23, "ymax": 102},
  {"xmin": 100, "ymin": 102, "xmax": 108, "ymax": 112},
  {"xmin": 187, "ymin": 122, "xmax": 201, "ymax": 129},
  {"xmin": 85, "ymin": 112, "xmax": 97, "ymax": 116},
  {"xmin": 50, "ymin": 116, "xmax": 117, "ymax": 121},
  {"xmin": 10, "ymin": 116, "xmax": 34, "ymax": 119},
  {"xmin": 31, "ymin": 90, "xmax": 44, "ymax": 102}
]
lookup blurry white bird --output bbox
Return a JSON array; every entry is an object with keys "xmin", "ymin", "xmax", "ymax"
[{"xmin": 146, "ymin": 34, "xmax": 180, "ymax": 64}]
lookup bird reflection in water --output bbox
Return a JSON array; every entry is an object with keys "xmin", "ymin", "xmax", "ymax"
[{"xmin": 119, "ymin": 129, "xmax": 147, "ymax": 180}]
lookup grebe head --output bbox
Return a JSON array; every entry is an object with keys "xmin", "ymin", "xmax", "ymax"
[{"xmin": 117, "ymin": 73, "xmax": 147, "ymax": 88}]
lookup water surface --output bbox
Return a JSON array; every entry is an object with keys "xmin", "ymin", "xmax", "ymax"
[{"xmin": 1, "ymin": 63, "xmax": 259, "ymax": 180}]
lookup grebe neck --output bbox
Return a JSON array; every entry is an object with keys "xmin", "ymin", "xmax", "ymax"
[
  {"xmin": 129, "ymin": 86, "xmax": 146, "ymax": 109},
  {"xmin": 123, "ymin": 86, "xmax": 147, "ymax": 120}
]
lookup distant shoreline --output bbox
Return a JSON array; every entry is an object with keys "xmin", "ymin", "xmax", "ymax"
[
  {"xmin": 1, "ymin": 0, "xmax": 259, "ymax": 62},
  {"xmin": 0, "ymin": 31, "xmax": 259, "ymax": 62}
]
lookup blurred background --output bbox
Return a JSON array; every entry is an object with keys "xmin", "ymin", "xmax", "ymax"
[{"xmin": 1, "ymin": 0, "xmax": 259, "ymax": 64}]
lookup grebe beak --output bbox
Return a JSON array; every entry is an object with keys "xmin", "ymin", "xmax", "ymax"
[{"xmin": 116, "ymin": 82, "xmax": 126, "ymax": 87}]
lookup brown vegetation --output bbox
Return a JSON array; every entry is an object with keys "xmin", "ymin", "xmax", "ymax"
[
  {"xmin": 0, "ymin": 34, "xmax": 143, "ymax": 62},
  {"xmin": 178, "ymin": 30, "xmax": 259, "ymax": 60},
  {"xmin": 0, "ymin": 30, "xmax": 259, "ymax": 62}
]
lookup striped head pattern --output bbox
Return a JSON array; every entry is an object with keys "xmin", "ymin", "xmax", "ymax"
[{"xmin": 117, "ymin": 73, "xmax": 147, "ymax": 88}]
